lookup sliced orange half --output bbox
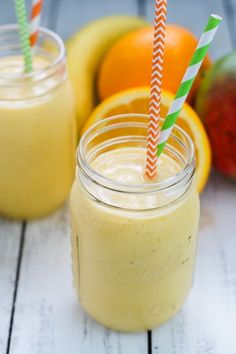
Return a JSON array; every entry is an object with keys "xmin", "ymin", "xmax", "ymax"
[{"xmin": 82, "ymin": 87, "xmax": 211, "ymax": 192}]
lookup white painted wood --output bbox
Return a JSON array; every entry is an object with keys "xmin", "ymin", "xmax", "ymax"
[
  {"xmin": 0, "ymin": 0, "xmax": 16, "ymax": 25},
  {"xmin": 0, "ymin": 220, "xmax": 21, "ymax": 354},
  {"xmin": 205, "ymin": 0, "xmax": 233, "ymax": 57},
  {"xmin": 0, "ymin": 0, "xmax": 53, "ymax": 28},
  {"xmin": 9, "ymin": 206, "xmax": 147, "ymax": 354},
  {"xmin": 152, "ymin": 173, "xmax": 236, "ymax": 354},
  {"xmin": 55, "ymin": 0, "xmax": 140, "ymax": 39},
  {"xmin": 147, "ymin": 0, "xmax": 232, "ymax": 59},
  {"xmin": 223, "ymin": 0, "xmax": 236, "ymax": 49}
]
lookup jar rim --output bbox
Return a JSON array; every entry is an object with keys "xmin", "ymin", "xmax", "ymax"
[
  {"xmin": 0, "ymin": 24, "xmax": 65, "ymax": 83},
  {"xmin": 78, "ymin": 114, "xmax": 195, "ymax": 194}
]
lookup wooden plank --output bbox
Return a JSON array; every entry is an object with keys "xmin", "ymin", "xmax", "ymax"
[
  {"xmin": 223, "ymin": 0, "xmax": 236, "ymax": 49},
  {"xmin": 0, "ymin": 1, "xmax": 16, "ymax": 25},
  {"xmin": 146, "ymin": 0, "xmax": 232, "ymax": 59},
  {"xmin": 0, "ymin": 221, "xmax": 21, "ymax": 354},
  {"xmin": 9, "ymin": 206, "xmax": 147, "ymax": 354},
  {"xmin": 152, "ymin": 173, "xmax": 236, "ymax": 354},
  {"xmin": 205, "ymin": 0, "xmax": 234, "ymax": 57},
  {"xmin": 0, "ymin": 0, "xmax": 52, "ymax": 28},
  {"xmin": 137, "ymin": 0, "xmax": 147, "ymax": 17},
  {"xmin": 55, "ymin": 0, "xmax": 142, "ymax": 39}
]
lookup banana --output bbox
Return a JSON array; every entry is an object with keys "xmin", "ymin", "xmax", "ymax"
[{"xmin": 66, "ymin": 16, "xmax": 148, "ymax": 134}]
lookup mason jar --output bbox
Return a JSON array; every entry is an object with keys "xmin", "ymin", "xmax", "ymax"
[
  {"xmin": 70, "ymin": 114, "xmax": 200, "ymax": 332},
  {"xmin": 0, "ymin": 25, "xmax": 76, "ymax": 219}
]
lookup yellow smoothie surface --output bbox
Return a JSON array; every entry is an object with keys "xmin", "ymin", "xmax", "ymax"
[
  {"xmin": 0, "ymin": 56, "xmax": 47, "ymax": 73},
  {"xmin": 70, "ymin": 146, "xmax": 200, "ymax": 331},
  {"xmin": 0, "ymin": 56, "xmax": 48, "ymax": 98},
  {"xmin": 0, "ymin": 56, "xmax": 76, "ymax": 219},
  {"xmin": 92, "ymin": 147, "xmax": 180, "ymax": 182},
  {"xmin": 89, "ymin": 147, "xmax": 183, "ymax": 210}
]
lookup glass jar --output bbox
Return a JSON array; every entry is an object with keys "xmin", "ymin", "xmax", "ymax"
[
  {"xmin": 0, "ymin": 25, "xmax": 76, "ymax": 219},
  {"xmin": 70, "ymin": 114, "xmax": 200, "ymax": 332}
]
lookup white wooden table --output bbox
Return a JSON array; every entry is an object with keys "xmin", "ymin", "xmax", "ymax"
[{"xmin": 0, "ymin": 1, "xmax": 236, "ymax": 353}]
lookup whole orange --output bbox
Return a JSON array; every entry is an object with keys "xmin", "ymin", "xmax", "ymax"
[{"xmin": 97, "ymin": 25, "xmax": 212, "ymax": 103}]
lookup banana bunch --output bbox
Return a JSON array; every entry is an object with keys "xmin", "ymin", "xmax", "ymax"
[{"xmin": 66, "ymin": 16, "xmax": 147, "ymax": 134}]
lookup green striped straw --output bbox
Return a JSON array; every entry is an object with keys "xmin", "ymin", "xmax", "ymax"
[
  {"xmin": 14, "ymin": 0, "xmax": 33, "ymax": 73},
  {"xmin": 158, "ymin": 14, "xmax": 222, "ymax": 156}
]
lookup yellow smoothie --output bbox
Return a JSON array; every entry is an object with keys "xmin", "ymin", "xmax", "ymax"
[
  {"xmin": 70, "ymin": 147, "xmax": 200, "ymax": 332},
  {"xmin": 0, "ymin": 55, "xmax": 76, "ymax": 219}
]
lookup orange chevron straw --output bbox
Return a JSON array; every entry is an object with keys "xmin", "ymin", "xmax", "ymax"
[
  {"xmin": 30, "ymin": 0, "xmax": 43, "ymax": 48},
  {"xmin": 145, "ymin": 0, "xmax": 167, "ymax": 179}
]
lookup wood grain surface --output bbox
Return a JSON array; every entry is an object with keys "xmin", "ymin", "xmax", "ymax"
[{"xmin": 0, "ymin": 221, "xmax": 21, "ymax": 354}]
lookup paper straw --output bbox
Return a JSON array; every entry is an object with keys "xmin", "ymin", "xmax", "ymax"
[
  {"xmin": 157, "ymin": 14, "xmax": 222, "ymax": 156},
  {"xmin": 145, "ymin": 0, "xmax": 167, "ymax": 179},
  {"xmin": 14, "ymin": 0, "xmax": 33, "ymax": 73},
  {"xmin": 30, "ymin": 0, "xmax": 43, "ymax": 48}
]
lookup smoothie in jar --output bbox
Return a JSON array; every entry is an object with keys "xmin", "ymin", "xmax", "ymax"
[
  {"xmin": 0, "ymin": 26, "xmax": 76, "ymax": 219},
  {"xmin": 70, "ymin": 114, "xmax": 200, "ymax": 332}
]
